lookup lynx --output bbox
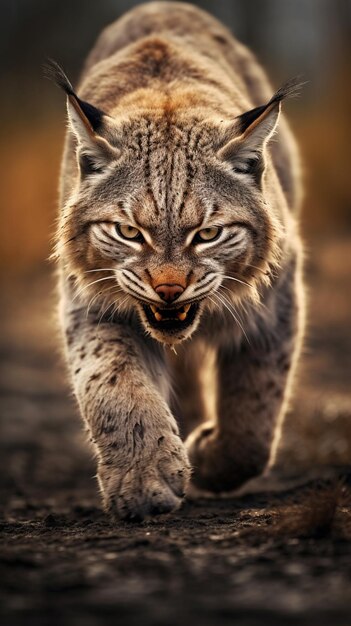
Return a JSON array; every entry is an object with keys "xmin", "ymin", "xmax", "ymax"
[{"xmin": 50, "ymin": 1, "xmax": 304, "ymax": 520}]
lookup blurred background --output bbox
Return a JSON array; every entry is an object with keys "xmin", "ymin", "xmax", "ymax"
[{"xmin": 1, "ymin": 0, "xmax": 351, "ymax": 506}]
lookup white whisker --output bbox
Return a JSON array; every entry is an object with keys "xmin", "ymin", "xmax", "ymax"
[
  {"xmin": 97, "ymin": 293, "xmax": 130, "ymax": 328},
  {"xmin": 84, "ymin": 268, "xmax": 117, "ymax": 274},
  {"xmin": 72, "ymin": 276, "xmax": 116, "ymax": 302},
  {"xmin": 207, "ymin": 295, "xmax": 222, "ymax": 313},
  {"xmin": 221, "ymin": 274, "xmax": 253, "ymax": 289},
  {"xmin": 236, "ymin": 262, "xmax": 268, "ymax": 274},
  {"xmin": 86, "ymin": 286, "xmax": 122, "ymax": 318},
  {"xmin": 218, "ymin": 288, "xmax": 247, "ymax": 328},
  {"xmin": 213, "ymin": 291, "xmax": 250, "ymax": 345},
  {"xmin": 97, "ymin": 299, "xmax": 116, "ymax": 328}
]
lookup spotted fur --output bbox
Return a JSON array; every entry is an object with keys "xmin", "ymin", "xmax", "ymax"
[{"xmin": 53, "ymin": 2, "xmax": 305, "ymax": 519}]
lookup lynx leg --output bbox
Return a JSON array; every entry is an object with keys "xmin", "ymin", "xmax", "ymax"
[
  {"xmin": 61, "ymin": 284, "xmax": 190, "ymax": 520},
  {"xmin": 187, "ymin": 260, "xmax": 303, "ymax": 492}
]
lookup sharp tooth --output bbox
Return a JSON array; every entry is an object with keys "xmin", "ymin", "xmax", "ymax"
[
  {"xmin": 183, "ymin": 304, "xmax": 191, "ymax": 313},
  {"xmin": 150, "ymin": 304, "xmax": 163, "ymax": 321},
  {"xmin": 178, "ymin": 312, "xmax": 187, "ymax": 321}
]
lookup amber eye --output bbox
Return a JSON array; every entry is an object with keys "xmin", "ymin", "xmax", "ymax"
[
  {"xmin": 116, "ymin": 224, "xmax": 143, "ymax": 241},
  {"xmin": 193, "ymin": 226, "xmax": 222, "ymax": 243}
]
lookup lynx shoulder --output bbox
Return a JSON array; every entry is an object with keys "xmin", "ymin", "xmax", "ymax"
[{"xmin": 50, "ymin": 1, "xmax": 305, "ymax": 519}]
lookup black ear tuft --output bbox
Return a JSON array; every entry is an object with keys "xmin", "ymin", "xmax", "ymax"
[
  {"xmin": 267, "ymin": 75, "xmax": 306, "ymax": 107},
  {"xmin": 43, "ymin": 59, "xmax": 75, "ymax": 97},
  {"xmin": 76, "ymin": 100, "xmax": 104, "ymax": 133},
  {"xmin": 236, "ymin": 104, "xmax": 268, "ymax": 135},
  {"xmin": 236, "ymin": 76, "xmax": 305, "ymax": 135},
  {"xmin": 44, "ymin": 58, "xmax": 105, "ymax": 133}
]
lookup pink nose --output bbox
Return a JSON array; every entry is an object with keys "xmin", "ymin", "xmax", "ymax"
[{"xmin": 155, "ymin": 283, "xmax": 184, "ymax": 303}]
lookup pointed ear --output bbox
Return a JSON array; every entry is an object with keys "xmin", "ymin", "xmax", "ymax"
[
  {"xmin": 218, "ymin": 77, "xmax": 304, "ymax": 184},
  {"xmin": 44, "ymin": 60, "xmax": 119, "ymax": 177}
]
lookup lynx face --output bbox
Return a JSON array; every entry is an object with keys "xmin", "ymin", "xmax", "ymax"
[{"xmin": 55, "ymin": 70, "xmax": 289, "ymax": 344}]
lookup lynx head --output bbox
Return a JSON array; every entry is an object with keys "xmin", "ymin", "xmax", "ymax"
[{"xmin": 50, "ymin": 61, "xmax": 299, "ymax": 345}]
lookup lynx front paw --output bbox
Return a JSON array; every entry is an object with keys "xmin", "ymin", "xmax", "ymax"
[
  {"xmin": 186, "ymin": 421, "xmax": 269, "ymax": 493},
  {"xmin": 98, "ymin": 433, "xmax": 191, "ymax": 520}
]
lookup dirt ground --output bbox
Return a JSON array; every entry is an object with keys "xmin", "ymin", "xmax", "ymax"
[{"xmin": 1, "ymin": 235, "xmax": 351, "ymax": 626}]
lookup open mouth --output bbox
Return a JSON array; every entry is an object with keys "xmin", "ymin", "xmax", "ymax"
[{"xmin": 143, "ymin": 302, "xmax": 199, "ymax": 332}]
